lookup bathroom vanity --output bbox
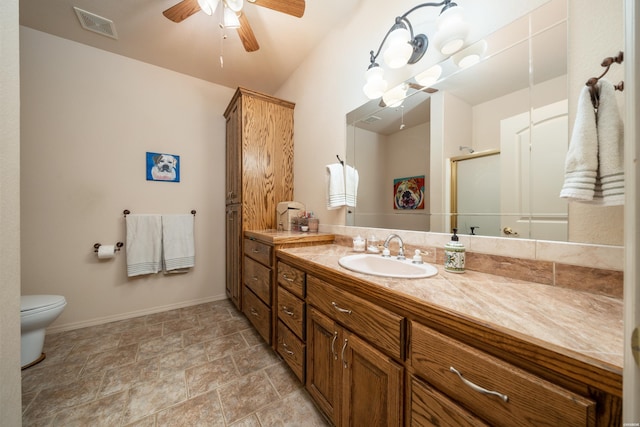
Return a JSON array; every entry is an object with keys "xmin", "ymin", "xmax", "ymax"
[{"xmin": 271, "ymin": 243, "xmax": 622, "ymax": 427}]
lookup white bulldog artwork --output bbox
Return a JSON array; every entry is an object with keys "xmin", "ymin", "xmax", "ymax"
[{"xmin": 146, "ymin": 152, "xmax": 180, "ymax": 182}]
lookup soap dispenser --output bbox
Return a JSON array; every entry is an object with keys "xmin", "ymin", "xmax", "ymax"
[{"xmin": 444, "ymin": 228, "xmax": 465, "ymax": 273}]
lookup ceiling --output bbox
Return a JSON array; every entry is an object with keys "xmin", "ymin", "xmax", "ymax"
[{"xmin": 19, "ymin": 0, "xmax": 362, "ymax": 94}]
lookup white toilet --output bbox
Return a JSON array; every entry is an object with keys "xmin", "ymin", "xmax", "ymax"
[{"xmin": 20, "ymin": 295, "xmax": 67, "ymax": 369}]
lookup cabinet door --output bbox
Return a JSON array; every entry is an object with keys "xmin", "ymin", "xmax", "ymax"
[
  {"xmin": 341, "ymin": 331, "xmax": 403, "ymax": 427},
  {"xmin": 225, "ymin": 101, "xmax": 241, "ymax": 205},
  {"xmin": 307, "ymin": 307, "xmax": 341, "ymax": 425},
  {"xmin": 225, "ymin": 204, "xmax": 241, "ymax": 309}
]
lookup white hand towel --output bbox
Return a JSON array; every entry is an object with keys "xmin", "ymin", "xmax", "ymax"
[
  {"xmin": 126, "ymin": 215, "xmax": 163, "ymax": 277},
  {"xmin": 593, "ymin": 79, "xmax": 624, "ymax": 206},
  {"xmin": 559, "ymin": 86, "xmax": 598, "ymax": 201},
  {"xmin": 326, "ymin": 163, "xmax": 346, "ymax": 209},
  {"xmin": 162, "ymin": 214, "xmax": 195, "ymax": 271},
  {"xmin": 345, "ymin": 165, "xmax": 359, "ymax": 207}
]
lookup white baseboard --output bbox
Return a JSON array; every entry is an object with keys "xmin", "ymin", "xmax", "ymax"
[{"xmin": 46, "ymin": 293, "xmax": 229, "ymax": 334}]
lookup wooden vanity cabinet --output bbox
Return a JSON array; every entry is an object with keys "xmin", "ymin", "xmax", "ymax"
[
  {"xmin": 409, "ymin": 321, "xmax": 597, "ymax": 427},
  {"xmin": 306, "ymin": 276, "xmax": 404, "ymax": 427},
  {"xmin": 224, "ymin": 87, "xmax": 294, "ymax": 311}
]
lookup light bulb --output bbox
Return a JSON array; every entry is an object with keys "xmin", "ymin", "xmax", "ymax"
[
  {"xmin": 383, "ymin": 25, "xmax": 412, "ymax": 69},
  {"xmin": 198, "ymin": 0, "xmax": 220, "ymax": 15},
  {"xmin": 224, "ymin": 7, "xmax": 240, "ymax": 28},
  {"xmin": 363, "ymin": 66, "xmax": 388, "ymax": 99},
  {"xmin": 415, "ymin": 65, "xmax": 442, "ymax": 87}
]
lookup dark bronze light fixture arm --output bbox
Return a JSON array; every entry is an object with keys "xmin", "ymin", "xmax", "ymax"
[{"xmin": 368, "ymin": 0, "xmax": 454, "ymax": 68}]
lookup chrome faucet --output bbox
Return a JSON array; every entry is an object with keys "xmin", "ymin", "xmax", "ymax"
[{"xmin": 383, "ymin": 234, "xmax": 405, "ymax": 260}]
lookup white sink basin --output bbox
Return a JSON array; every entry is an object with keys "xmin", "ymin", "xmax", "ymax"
[{"xmin": 338, "ymin": 254, "xmax": 438, "ymax": 279}]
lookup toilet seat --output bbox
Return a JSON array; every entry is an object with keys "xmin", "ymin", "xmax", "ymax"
[{"xmin": 21, "ymin": 295, "xmax": 67, "ymax": 316}]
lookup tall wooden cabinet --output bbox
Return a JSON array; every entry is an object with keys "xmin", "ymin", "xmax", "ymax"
[{"xmin": 224, "ymin": 88, "xmax": 295, "ymax": 310}]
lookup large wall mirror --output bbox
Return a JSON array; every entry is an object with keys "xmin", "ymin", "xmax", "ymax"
[{"xmin": 345, "ymin": 0, "xmax": 589, "ymax": 243}]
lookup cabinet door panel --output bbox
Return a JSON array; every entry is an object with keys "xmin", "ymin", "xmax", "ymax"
[
  {"xmin": 307, "ymin": 307, "xmax": 341, "ymax": 425},
  {"xmin": 342, "ymin": 331, "xmax": 403, "ymax": 427}
]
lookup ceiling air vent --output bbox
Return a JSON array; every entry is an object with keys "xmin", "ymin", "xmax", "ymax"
[
  {"xmin": 362, "ymin": 115, "xmax": 382, "ymax": 124},
  {"xmin": 73, "ymin": 7, "xmax": 118, "ymax": 39}
]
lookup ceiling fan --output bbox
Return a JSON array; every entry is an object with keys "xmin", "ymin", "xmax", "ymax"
[{"xmin": 162, "ymin": 0, "xmax": 305, "ymax": 53}]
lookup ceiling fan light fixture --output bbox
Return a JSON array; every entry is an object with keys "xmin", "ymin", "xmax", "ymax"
[
  {"xmin": 224, "ymin": 6, "xmax": 241, "ymax": 28},
  {"xmin": 225, "ymin": 0, "xmax": 244, "ymax": 12},
  {"xmin": 198, "ymin": 0, "xmax": 220, "ymax": 15}
]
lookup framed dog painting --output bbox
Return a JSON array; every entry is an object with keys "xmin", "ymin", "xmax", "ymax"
[
  {"xmin": 393, "ymin": 175, "xmax": 425, "ymax": 209},
  {"xmin": 146, "ymin": 152, "xmax": 180, "ymax": 182}
]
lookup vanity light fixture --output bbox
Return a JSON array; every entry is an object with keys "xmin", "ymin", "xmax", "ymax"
[
  {"xmin": 452, "ymin": 39, "xmax": 487, "ymax": 69},
  {"xmin": 364, "ymin": 0, "xmax": 469, "ymax": 99}
]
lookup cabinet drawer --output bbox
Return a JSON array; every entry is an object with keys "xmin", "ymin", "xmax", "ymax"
[
  {"xmin": 277, "ymin": 286, "xmax": 305, "ymax": 339},
  {"xmin": 242, "ymin": 287, "xmax": 271, "ymax": 344},
  {"xmin": 243, "ymin": 256, "xmax": 271, "ymax": 305},
  {"xmin": 307, "ymin": 276, "xmax": 404, "ymax": 360},
  {"xmin": 277, "ymin": 261, "xmax": 305, "ymax": 298},
  {"xmin": 410, "ymin": 322, "xmax": 596, "ymax": 427},
  {"xmin": 277, "ymin": 321, "xmax": 305, "ymax": 382},
  {"xmin": 410, "ymin": 375, "xmax": 489, "ymax": 427},
  {"xmin": 244, "ymin": 238, "xmax": 272, "ymax": 266}
]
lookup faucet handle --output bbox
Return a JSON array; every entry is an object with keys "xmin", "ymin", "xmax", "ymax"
[{"xmin": 382, "ymin": 247, "xmax": 391, "ymax": 257}]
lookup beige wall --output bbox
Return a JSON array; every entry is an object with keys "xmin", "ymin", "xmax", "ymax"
[
  {"xmin": 1, "ymin": 0, "xmax": 22, "ymax": 423},
  {"xmin": 20, "ymin": 28, "xmax": 235, "ymax": 330}
]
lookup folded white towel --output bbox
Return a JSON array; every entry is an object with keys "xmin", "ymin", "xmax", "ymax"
[
  {"xmin": 126, "ymin": 215, "xmax": 163, "ymax": 277},
  {"xmin": 345, "ymin": 165, "xmax": 359, "ymax": 207},
  {"xmin": 593, "ymin": 79, "xmax": 624, "ymax": 206},
  {"xmin": 560, "ymin": 86, "xmax": 598, "ymax": 201},
  {"xmin": 326, "ymin": 163, "xmax": 346, "ymax": 209},
  {"xmin": 162, "ymin": 214, "xmax": 195, "ymax": 272}
]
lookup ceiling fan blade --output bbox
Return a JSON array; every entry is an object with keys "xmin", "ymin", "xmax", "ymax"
[
  {"xmin": 237, "ymin": 13, "xmax": 260, "ymax": 52},
  {"xmin": 163, "ymin": 0, "xmax": 201, "ymax": 22},
  {"xmin": 250, "ymin": 0, "xmax": 305, "ymax": 18},
  {"xmin": 408, "ymin": 82, "xmax": 439, "ymax": 94}
]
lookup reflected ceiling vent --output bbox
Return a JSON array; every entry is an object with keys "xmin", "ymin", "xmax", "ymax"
[
  {"xmin": 73, "ymin": 7, "xmax": 118, "ymax": 39},
  {"xmin": 362, "ymin": 115, "xmax": 382, "ymax": 124}
]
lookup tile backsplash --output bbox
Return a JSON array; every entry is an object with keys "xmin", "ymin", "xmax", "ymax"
[{"xmin": 324, "ymin": 225, "xmax": 623, "ymax": 299}]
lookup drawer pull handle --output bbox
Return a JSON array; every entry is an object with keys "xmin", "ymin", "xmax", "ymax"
[
  {"xmin": 282, "ymin": 306, "xmax": 295, "ymax": 316},
  {"xmin": 331, "ymin": 301, "xmax": 353, "ymax": 314},
  {"xmin": 282, "ymin": 274, "xmax": 294, "ymax": 282},
  {"xmin": 282, "ymin": 342, "xmax": 295, "ymax": 356},
  {"xmin": 249, "ymin": 308, "xmax": 259, "ymax": 317},
  {"xmin": 331, "ymin": 331, "xmax": 338, "ymax": 360},
  {"xmin": 341, "ymin": 338, "xmax": 349, "ymax": 368},
  {"xmin": 252, "ymin": 276, "xmax": 258, "ymax": 281},
  {"xmin": 449, "ymin": 367, "xmax": 509, "ymax": 403},
  {"xmin": 252, "ymin": 249, "xmax": 261, "ymax": 253}
]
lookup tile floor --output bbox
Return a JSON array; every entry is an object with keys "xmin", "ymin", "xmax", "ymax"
[{"xmin": 21, "ymin": 299, "xmax": 330, "ymax": 426}]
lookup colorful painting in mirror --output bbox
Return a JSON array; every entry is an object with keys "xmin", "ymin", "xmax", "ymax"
[{"xmin": 394, "ymin": 175, "xmax": 425, "ymax": 210}]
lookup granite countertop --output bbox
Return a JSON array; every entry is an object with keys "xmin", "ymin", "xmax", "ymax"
[{"xmin": 278, "ymin": 244, "xmax": 624, "ymax": 371}]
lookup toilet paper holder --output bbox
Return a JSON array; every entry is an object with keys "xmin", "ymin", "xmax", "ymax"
[{"xmin": 93, "ymin": 242, "xmax": 124, "ymax": 253}]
